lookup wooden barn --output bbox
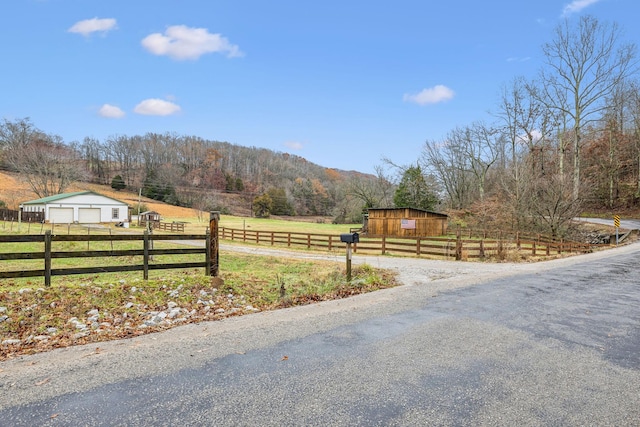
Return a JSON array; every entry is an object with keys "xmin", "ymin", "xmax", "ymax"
[{"xmin": 363, "ymin": 207, "xmax": 449, "ymax": 237}]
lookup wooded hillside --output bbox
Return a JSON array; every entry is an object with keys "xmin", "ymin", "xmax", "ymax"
[{"xmin": 0, "ymin": 123, "xmax": 391, "ymax": 223}]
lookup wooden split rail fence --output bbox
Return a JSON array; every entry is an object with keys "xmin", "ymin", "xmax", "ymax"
[
  {"xmin": 219, "ymin": 227, "xmax": 601, "ymax": 259},
  {"xmin": 0, "ymin": 231, "xmax": 211, "ymax": 286},
  {"xmin": 0, "ymin": 225, "xmax": 603, "ymax": 286}
]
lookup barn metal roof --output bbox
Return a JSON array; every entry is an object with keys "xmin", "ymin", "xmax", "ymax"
[{"xmin": 21, "ymin": 191, "xmax": 126, "ymax": 205}]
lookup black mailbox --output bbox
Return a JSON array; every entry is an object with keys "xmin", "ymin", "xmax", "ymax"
[{"xmin": 340, "ymin": 233, "xmax": 359, "ymax": 244}]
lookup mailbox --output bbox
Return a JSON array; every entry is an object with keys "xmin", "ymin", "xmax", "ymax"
[{"xmin": 340, "ymin": 233, "xmax": 359, "ymax": 244}]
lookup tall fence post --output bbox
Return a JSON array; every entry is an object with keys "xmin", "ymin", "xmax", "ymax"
[
  {"xmin": 209, "ymin": 211, "xmax": 220, "ymax": 277},
  {"xmin": 455, "ymin": 227, "xmax": 462, "ymax": 261},
  {"xmin": 44, "ymin": 231, "xmax": 52, "ymax": 287},
  {"xmin": 143, "ymin": 230, "xmax": 149, "ymax": 280},
  {"xmin": 205, "ymin": 229, "xmax": 211, "ymax": 276}
]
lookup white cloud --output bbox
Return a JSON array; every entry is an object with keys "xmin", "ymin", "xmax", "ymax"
[
  {"xmin": 562, "ymin": 0, "xmax": 601, "ymax": 16},
  {"xmin": 517, "ymin": 129, "xmax": 543, "ymax": 144},
  {"xmin": 134, "ymin": 99, "xmax": 181, "ymax": 116},
  {"xmin": 403, "ymin": 85, "xmax": 455, "ymax": 106},
  {"xmin": 141, "ymin": 25, "xmax": 243, "ymax": 60},
  {"xmin": 507, "ymin": 56, "xmax": 531, "ymax": 63},
  {"xmin": 284, "ymin": 141, "xmax": 303, "ymax": 150},
  {"xmin": 68, "ymin": 18, "xmax": 117, "ymax": 36},
  {"xmin": 99, "ymin": 104, "xmax": 125, "ymax": 118}
]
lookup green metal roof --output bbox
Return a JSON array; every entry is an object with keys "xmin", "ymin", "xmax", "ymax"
[{"xmin": 21, "ymin": 191, "xmax": 126, "ymax": 205}]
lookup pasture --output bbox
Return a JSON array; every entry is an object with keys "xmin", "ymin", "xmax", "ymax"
[{"xmin": 0, "ymin": 217, "xmax": 397, "ymax": 359}]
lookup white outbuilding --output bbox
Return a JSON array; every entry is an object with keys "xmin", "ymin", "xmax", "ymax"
[{"xmin": 20, "ymin": 191, "xmax": 130, "ymax": 224}]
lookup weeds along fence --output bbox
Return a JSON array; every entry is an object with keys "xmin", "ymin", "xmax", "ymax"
[
  {"xmin": 0, "ymin": 231, "xmax": 211, "ymax": 286},
  {"xmin": 219, "ymin": 227, "xmax": 601, "ymax": 259}
]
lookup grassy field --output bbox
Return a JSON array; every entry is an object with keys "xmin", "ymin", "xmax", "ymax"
[{"xmin": 0, "ymin": 219, "xmax": 399, "ymax": 359}]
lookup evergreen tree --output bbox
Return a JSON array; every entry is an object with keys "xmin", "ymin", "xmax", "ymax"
[
  {"xmin": 267, "ymin": 188, "xmax": 294, "ymax": 215},
  {"xmin": 393, "ymin": 165, "xmax": 440, "ymax": 211},
  {"xmin": 111, "ymin": 174, "xmax": 126, "ymax": 191},
  {"xmin": 253, "ymin": 193, "xmax": 273, "ymax": 217}
]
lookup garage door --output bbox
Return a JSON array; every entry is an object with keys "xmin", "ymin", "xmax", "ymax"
[
  {"xmin": 49, "ymin": 207, "xmax": 74, "ymax": 224},
  {"xmin": 78, "ymin": 208, "xmax": 101, "ymax": 224}
]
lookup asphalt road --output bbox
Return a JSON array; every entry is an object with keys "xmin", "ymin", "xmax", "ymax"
[
  {"xmin": 575, "ymin": 216, "xmax": 640, "ymax": 231},
  {"xmin": 1, "ymin": 243, "xmax": 639, "ymax": 426}
]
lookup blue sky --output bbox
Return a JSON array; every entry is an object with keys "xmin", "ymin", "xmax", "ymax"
[{"xmin": 1, "ymin": 0, "xmax": 638, "ymax": 173}]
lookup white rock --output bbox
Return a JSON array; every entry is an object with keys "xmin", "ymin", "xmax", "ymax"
[
  {"xmin": 2, "ymin": 339, "xmax": 21, "ymax": 346},
  {"xmin": 167, "ymin": 308, "xmax": 182, "ymax": 319},
  {"xmin": 167, "ymin": 301, "xmax": 178, "ymax": 309},
  {"xmin": 87, "ymin": 309, "xmax": 99, "ymax": 316}
]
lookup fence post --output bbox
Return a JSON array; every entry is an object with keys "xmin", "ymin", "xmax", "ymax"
[
  {"xmin": 44, "ymin": 231, "xmax": 52, "ymax": 287},
  {"xmin": 455, "ymin": 228, "xmax": 462, "ymax": 261},
  {"xmin": 381, "ymin": 236, "xmax": 386, "ymax": 255},
  {"xmin": 209, "ymin": 211, "xmax": 220, "ymax": 277},
  {"xmin": 205, "ymin": 229, "xmax": 211, "ymax": 276},
  {"xmin": 416, "ymin": 238, "xmax": 421, "ymax": 256},
  {"xmin": 479, "ymin": 239, "xmax": 485, "ymax": 259},
  {"xmin": 143, "ymin": 230, "xmax": 149, "ymax": 280},
  {"xmin": 328, "ymin": 235, "xmax": 333, "ymax": 251}
]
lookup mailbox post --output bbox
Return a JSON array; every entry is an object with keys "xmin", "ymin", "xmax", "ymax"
[{"xmin": 340, "ymin": 233, "xmax": 359, "ymax": 282}]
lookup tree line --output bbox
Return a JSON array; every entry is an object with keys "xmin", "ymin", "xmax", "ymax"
[{"xmin": 0, "ymin": 118, "xmax": 406, "ymax": 223}]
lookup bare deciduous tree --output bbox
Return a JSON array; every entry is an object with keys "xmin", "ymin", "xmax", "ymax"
[
  {"xmin": 538, "ymin": 15, "xmax": 637, "ymax": 201},
  {"xmin": 5, "ymin": 130, "xmax": 85, "ymax": 198}
]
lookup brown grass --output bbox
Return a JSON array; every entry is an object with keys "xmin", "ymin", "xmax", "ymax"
[{"xmin": 0, "ymin": 171, "xmax": 197, "ymax": 218}]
